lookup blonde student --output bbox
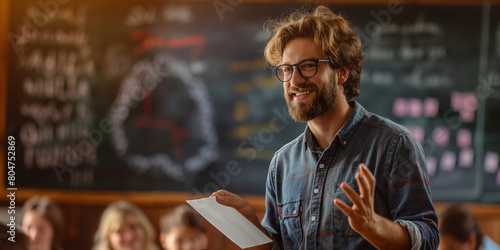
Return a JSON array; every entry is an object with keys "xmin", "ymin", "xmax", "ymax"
[{"xmin": 93, "ymin": 200, "xmax": 159, "ymax": 250}]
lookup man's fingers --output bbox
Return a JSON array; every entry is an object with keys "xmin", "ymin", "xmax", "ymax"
[
  {"xmin": 356, "ymin": 164, "xmax": 373, "ymax": 206},
  {"xmin": 356, "ymin": 170, "xmax": 370, "ymax": 202},
  {"xmin": 211, "ymin": 189, "xmax": 262, "ymax": 227},
  {"xmin": 211, "ymin": 189, "xmax": 240, "ymax": 207},
  {"xmin": 211, "ymin": 189, "xmax": 232, "ymax": 198},
  {"xmin": 334, "ymin": 198, "xmax": 355, "ymax": 218},
  {"xmin": 340, "ymin": 182, "xmax": 366, "ymax": 214},
  {"xmin": 212, "ymin": 189, "xmax": 254, "ymax": 213},
  {"xmin": 360, "ymin": 164, "xmax": 376, "ymax": 197}
]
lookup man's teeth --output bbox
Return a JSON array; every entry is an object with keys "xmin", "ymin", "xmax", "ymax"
[{"xmin": 296, "ymin": 91, "xmax": 311, "ymax": 97}]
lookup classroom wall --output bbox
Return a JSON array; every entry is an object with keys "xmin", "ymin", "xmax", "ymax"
[
  {"xmin": 1, "ymin": 0, "xmax": 500, "ymax": 249},
  {"xmin": 2, "ymin": 0, "xmax": 500, "ymax": 199}
]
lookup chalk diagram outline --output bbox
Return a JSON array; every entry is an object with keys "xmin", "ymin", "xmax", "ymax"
[{"xmin": 109, "ymin": 54, "xmax": 218, "ymax": 181}]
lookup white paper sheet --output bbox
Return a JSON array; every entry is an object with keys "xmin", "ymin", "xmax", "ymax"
[{"xmin": 187, "ymin": 197, "xmax": 272, "ymax": 249}]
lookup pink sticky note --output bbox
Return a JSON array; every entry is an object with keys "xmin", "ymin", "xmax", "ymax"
[
  {"xmin": 461, "ymin": 93, "xmax": 478, "ymax": 112},
  {"xmin": 460, "ymin": 111, "xmax": 476, "ymax": 123},
  {"xmin": 424, "ymin": 98, "xmax": 439, "ymax": 117},
  {"xmin": 393, "ymin": 98, "xmax": 407, "ymax": 118},
  {"xmin": 426, "ymin": 156, "xmax": 437, "ymax": 177},
  {"xmin": 405, "ymin": 125, "xmax": 425, "ymax": 144},
  {"xmin": 457, "ymin": 129, "xmax": 472, "ymax": 148},
  {"xmin": 433, "ymin": 127, "xmax": 450, "ymax": 147},
  {"xmin": 408, "ymin": 98, "xmax": 423, "ymax": 117},
  {"xmin": 458, "ymin": 148, "xmax": 474, "ymax": 168},
  {"xmin": 440, "ymin": 151, "xmax": 456, "ymax": 172},
  {"xmin": 485, "ymin": 151, "xmax": 499, "ymax": 173},
  {"xmin": 451, "ymin": 92, "xmax": 478, "ymax": 113}
]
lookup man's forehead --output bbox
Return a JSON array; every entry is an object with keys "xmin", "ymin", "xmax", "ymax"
[{"xmin": 282, "ymin": 38, "xmax": 325, "ymax": 63}]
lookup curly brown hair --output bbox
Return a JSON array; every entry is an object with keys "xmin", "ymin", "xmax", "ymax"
[{"xmin": 264, "ymin": 5, "xmax": 365, "ymax": 101}]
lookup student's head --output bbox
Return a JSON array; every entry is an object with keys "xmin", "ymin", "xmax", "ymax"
[
  {"xmin": 265, "ymin": 5, "xmax": 364, "ymax": 112},
  {"xmin": 159, "ymin": 205, "xmax": 207, "ymax": 250},
  {"xmin": 438, "ymin": 203, "xmax": 483, "ymax": 250},
  {"xmin": 0, "ymin": 223, "xmax": 31, "ymax": 250},
  {"xmin": 93, "ymin": 200, "xmax": 158, "ymax": 250},
  {"xmin": 21, "ymin": 196, "xmax": 64, "ymax": 250}
]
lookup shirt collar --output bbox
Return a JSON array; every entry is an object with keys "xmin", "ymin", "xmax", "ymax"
[{"xmin": 305, "ymin": 101, "xmax": 366, "ymax": 150}]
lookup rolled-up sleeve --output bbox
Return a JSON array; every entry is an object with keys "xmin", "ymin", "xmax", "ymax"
[{"xmin": 387, "ymin": 133, "xmax": 440, "ymax": 250}]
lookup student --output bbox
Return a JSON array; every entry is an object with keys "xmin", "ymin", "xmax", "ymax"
[
  {"xmin": 93, "ymin": 200, "xmax": 159, "ymax": 250},
  {"xmin": 0, "ymin": 223, "xmax": 31, "ymax": 250},
  {"xmin": 438, "ymin": 203, "xmax": 500, "ymax": 250},
  {"xmin": 159, "ymin": 204, "xmax": 208, "ymax": 250},
  {"xmin": 211, "ymin": 5, "xmax": 439, "ymax": 249},
  {"xmin": 21, "ymin": 196, "xmax": 65, "ymax": 250}
]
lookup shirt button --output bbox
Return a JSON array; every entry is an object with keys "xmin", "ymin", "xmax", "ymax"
[
  {"xmin": 319, "ymin": 164, "xmax": 324, "ymax": 169},
  {"xmin": 311, "ymin": 216, "xmax": 316, "ymax": 221},
  {"xmin": 314, "ymin": 188, "xmax": 319, "ymax": 194},
  {"xmin": 343, "ymin": 140, "xmax": 347, "ymax": 145},
  {"xmin": 293, "ymin": 210, "xmax": 297, "ymax": 215}
]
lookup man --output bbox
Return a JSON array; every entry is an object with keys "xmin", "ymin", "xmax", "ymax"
[{"xmin": 212, "ymin": 5, "xmax": 439, "ymax": 249}]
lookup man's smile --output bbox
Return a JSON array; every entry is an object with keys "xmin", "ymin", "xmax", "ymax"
[{"xmin": 291, "ymin": 90, "xmax": 314, "ymax": 100}]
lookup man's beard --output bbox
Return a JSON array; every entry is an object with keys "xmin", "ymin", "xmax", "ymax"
[{"xmin": 285, "ymin": 82, "xmax": 338, "ymax": 122}]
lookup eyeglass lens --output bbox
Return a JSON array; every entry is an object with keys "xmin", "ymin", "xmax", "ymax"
[{"xmin": 275, "ymin": 60, "xmax": 319, "ymax": 82}]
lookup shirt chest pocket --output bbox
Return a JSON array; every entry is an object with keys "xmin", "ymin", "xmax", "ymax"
[
  {"xmin": 325, "ymin": 165, "xmax": 363, "ymax": 237},
  {"xmin": 330, "ymin": 190, "xmax": 361, "ymax": 237},
  {"xmin": 277, "ymin": 200, "xmax": 302, "ymax": 249}
]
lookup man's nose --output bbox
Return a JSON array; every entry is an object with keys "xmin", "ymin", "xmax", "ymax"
[{"xmin": 289, "ymin": 67, "xmax": 305, "ymax": 87}]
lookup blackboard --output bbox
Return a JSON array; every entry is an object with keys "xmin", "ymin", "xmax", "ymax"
[
  {"xmin": 5, "ymin": 0, "xmax": 500, "ymax": 202},
  {"xmin": 482, "ymin": 5, "xmax": 500, "ymax": 202}
]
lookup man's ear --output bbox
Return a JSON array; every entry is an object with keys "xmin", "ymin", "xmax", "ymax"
[{"xmin": 337, "ymin": 66, "xmax": 350, "ymax": 85}]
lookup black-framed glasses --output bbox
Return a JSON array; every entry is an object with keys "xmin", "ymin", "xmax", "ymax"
[{"xmin": 274, "ymin": 59, "xmax": 330, "ymax": 82}]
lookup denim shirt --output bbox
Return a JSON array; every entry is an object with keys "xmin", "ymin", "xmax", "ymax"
[{"xmin": 261, "ymin": 101, "xmax": 439, "ymax": 250}]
